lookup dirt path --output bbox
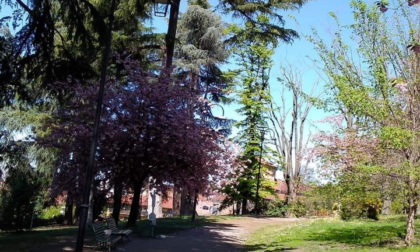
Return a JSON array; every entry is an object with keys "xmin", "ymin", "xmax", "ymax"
[{"xmin": 117, "ymin": 217, "xmax": 300, "ymax": 252}]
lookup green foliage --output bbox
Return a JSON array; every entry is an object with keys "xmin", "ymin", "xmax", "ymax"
[
  {"xmin": 341, "ymin": 197, "xmax": 382, "ymax": 221},
  {"xmin": 264, "ymin": 200, "xmax": 288, "ymax": 217},
  {"xmin": 302, "ymin": 193, "xmax": 335, "ymax": 217},
  {"xmin": 221, "ymin": 0, "xmax": 309, "ymax": 47},
  {"xmin": 390, "ymin": 200, "xmax": 406, "ymax": 215},
  {"xmin": 38, "ymin": 205, "xmax": 63, "ymax": 220},
  {"xmin": 220, "ymin": 15, "xmax": 278, "ymax": 209},
  {"xmin": 307, "ymin": 0, "xmax": 420, "ymax": 242},
  {"xmin": 380, "ymin": 126, "xmax": 413, "ymax": 149},
  {"xmin": 288, "ymin": 200, "xmax": 307, "ymax": 218},
  {"xmin": 0, "ymin": 169, "xmax": 43, "ymax": 231}
]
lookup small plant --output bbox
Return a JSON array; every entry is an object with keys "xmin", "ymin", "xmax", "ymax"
[{"xmin": 264, "ymin": 200, "xmax": 288, "ymax": 217}]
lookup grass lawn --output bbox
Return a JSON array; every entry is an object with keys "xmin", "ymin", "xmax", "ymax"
[
  {"xmin": 245, "ymin": 215, "xmax": 420, "ymax": 252},
  {"xmin": 0, "ymin": 216, "xmax": 215, "ymax": 252},
  {"xmin": 0, "ymin": 225, "xmax": 80, "ymax": 252}
]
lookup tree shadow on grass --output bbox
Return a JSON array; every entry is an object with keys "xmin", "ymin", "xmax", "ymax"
[
  {"xmin": 0, "ymin": 226, "xmax": 96, "ymax": 252},
  {"xmin": 0, "ymin": 216, "xmax": 231, "ymax": 252},
  {"xmin": 117, "ymin": 220, "xmax": 246, "ymax": 252}
]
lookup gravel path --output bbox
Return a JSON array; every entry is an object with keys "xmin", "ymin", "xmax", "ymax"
[{"xmin": 116, "ymin": 217, "xmax": 300, "ymax": 252}]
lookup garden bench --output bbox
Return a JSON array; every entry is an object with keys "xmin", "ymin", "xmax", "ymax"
[
  {"xmin": 89, "ymin": 222, "xmax": 121, "ymax": 251},
  {"xmin": 106, "ymin": 217, "xmax": 132, "ymax": 241}
]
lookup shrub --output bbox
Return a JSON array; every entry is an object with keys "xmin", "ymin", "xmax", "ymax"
[
  {"xmin": 0, "ymin": 169, "xmax": 43, "ymax": 231},
  {"xmin": 340, "ymin": 199, "xmax": 363, "ymax": 220},
  {"xmin": 264, "ymin": 200, "xmax": 287, "ymax": 217},
  {"xmin": 302, "ymin": 195, "xmax": 334, "ymax": 217},
  {"xmin": 39, "ymin": 205, "xmax": 63, "ymax": 220},
  {"xmin": 364, "ymin": 198, "xmax": 382, "ymax": 220},
  {"xmin": 288, "ymin": 200, "xmax": 307, "ymax": 218},
  {"xmin": 390, "ymin": 200, "xmax": 405, "ymax": 214},
  {"xmin": 54, "ymin": 214, "xmax": 65, "ymax": 224},
  {"xmin": 340, "ymin": 197, "xmax": 382, "ymax": 220}
]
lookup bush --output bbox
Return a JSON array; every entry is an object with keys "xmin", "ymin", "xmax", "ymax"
[
  {"xmin": 54, "ymin": 214, "xmax": 65, "ymax": 224},
  {"xmin": 302, "ymin": 195, "xmax": 334, "ymax": 217},
  {"xmin": 0, "ymin": 169, "xmax": 43, "ymax": 231},
  {"xmin": 39, "ymin": 205, "xmax": 63, "ymax": 220},
  {"xmin": 35, "ymin": 204, "xmax": 67, "ymax": 225},
  {"xmin": 264, "ymin": 200, "xmax": 287, "ymax": 217},
  {"xmin": 364, "ymin": 198, "xmax": 382, "ymax": 220},
  {"xmin": 288, "ymin": 200, "xmax": 307, "ymax": 218},
  {"xmin": 340, "ymin": 197, "xmax": 382, "ymax": 221},
  {"xmin": 340, "ymin": 200, "xmax": 362, "ymax": 221},
  {"xmin": 390, "ymin": 200, "xmax": 405, "ymax": 214}
]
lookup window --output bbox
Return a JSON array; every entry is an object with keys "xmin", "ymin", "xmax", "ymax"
[{"xmin": 202, "ymin": 206, "xmax": 209, "ymax": 210}]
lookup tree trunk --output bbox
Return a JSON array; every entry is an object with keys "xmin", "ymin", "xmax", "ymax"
[
  {"xmin": 404, "ymin": 201, "xmax": 417, "ymax": 245},
  {"xmin": 74, "ymin": 205, "xmax": 80, "ymax": 224},
  {"xmin": 179, "ymin": 188, "xmax": 187, "ymax": 216},
  {"xmin": 165, "ymin": 0, "xmax": 180, "ymax": 68},
  {"xmin": 286, "ymin": 176, "xmax": 297, "ymax": 204},
  {"xmin": 87, "ymin": 184, "xmax": 94, "ymax": 224},
  {"xmin": 64, "ymin": 192, "xmax": 73, "ymax": 225},
  {"xmin": 126, "ymin": 183, "xmax": 142, "ymax": 227},
  {"xmin": 112, "ymin": 179, "xmax": 123, "ymax": 226},
  {"xmin": 241, "ymin": 198, "xmax": 247, "ymax": 214},
  {"xmin": 172, "ymin": 185, "xmax": 180, "ymax": 217},
  {"xmin": 286, "ymin": 176, "xmax": 297, "ymax": 217},
  {"xmin": 191, "ymin": 190, "xmax": 198, "ymax": 222},
  {"xmin": 236, "ymin": 201, "xmax": 241, "ymax": 215},
  {"xmin": 381, "ymin": 198, "xmax": 392, "ymax": 215}
]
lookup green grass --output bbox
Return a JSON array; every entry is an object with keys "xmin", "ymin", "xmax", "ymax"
[
  {"xmin": 245, "ymin": 215, "xmax": 420, "ymax": 251},
  {"xmin": 0, "ymin": 225, "xmax": 80, "ymax": 251}
]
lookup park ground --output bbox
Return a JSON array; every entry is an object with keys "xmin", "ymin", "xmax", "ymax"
[{"xmin": 1, "ymin": 215, "xmax": 420, "ymax": 251}]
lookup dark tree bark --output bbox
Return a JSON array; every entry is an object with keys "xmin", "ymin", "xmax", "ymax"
[
  {"xmin": 126, "ymin": 182, "xmax": 142, "ymax": 227},
  {"xmin": 191, "ymin": 190, "xmax": 198, "ymax": 222},
  {"xmin": 64, "ymin": 192, "xmax": 74, "ymax": 225},
  {"xmin": 179, "ymin": 187, "xmax": 187, "ymax": 216},
  {"xmin": 87, "ymin": 184, "xmax": 94, "ymax": 224},
  {"xmin": 241, "ymin": 198, "xmax": 247, "ymax": 214},
  {"xmin": 236, "ymin": 201, "xmax": 241, "ymax": 215},
  {"xmin": 165, "ymin": 0, "xmax": 181, "ymax": 68},
  {"xmin": 74, "ymin": 205, "xmax": 80, "ymax": 224},
  {"xmin": 172, "ymin": 187, "xmax": 179, "ymax": 216},
  {"xmin": 112, "ymin": 179, "xmax": 123, "ymax": 225}
]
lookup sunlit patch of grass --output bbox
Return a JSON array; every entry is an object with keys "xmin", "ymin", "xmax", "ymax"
[{"xmin": 245, "ymin": 216, "xmax": 420, "ymax": 251}]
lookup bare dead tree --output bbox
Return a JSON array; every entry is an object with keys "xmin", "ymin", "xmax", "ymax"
[{"xmin": 268, "ymin": 63, "xmax": 321, "ymax": 205}]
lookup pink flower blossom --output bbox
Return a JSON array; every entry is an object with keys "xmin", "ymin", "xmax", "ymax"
[{"xmin": 395, "ymin": 83, "xmax": 408, "ymax": 93}]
